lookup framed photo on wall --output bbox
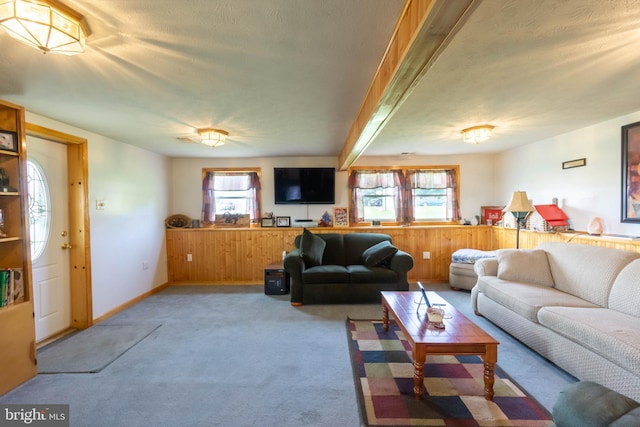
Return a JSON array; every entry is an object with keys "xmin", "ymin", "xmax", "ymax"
[
  {"xmin": 480, "ymin": 206, "xmax": 504, "ymax": 225},
  {"xmin": 333, "ymin": 207, "xmax": 348, "ymax": 227},
  {"xmin": 0, "ymin": 131, "xmax": 18, "ymax": 152},
  {"xmin": 622, "ymin": 121, "xmax": 640, "ymax": 223},
  {"xmin": 276, "ymin": 216, "xmax": 290, "ymax": 227}
]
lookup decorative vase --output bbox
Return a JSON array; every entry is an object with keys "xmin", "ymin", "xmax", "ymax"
[{"xmin": 587, "ymin": 217, "xmax": 603, "ymax": 235}]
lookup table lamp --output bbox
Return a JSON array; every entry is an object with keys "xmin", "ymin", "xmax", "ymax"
[{"xmin": 504, "ymin": 191, "xmax": 534, "ymax": 249}]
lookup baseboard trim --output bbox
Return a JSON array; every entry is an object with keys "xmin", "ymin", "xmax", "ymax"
[
  {"xmin": 93, "ymin": 283, "xmax": 170, "ymax": 324},
  {"xmin": 169, "ymin": 281, "xmax": 263, "ymax": 286}
]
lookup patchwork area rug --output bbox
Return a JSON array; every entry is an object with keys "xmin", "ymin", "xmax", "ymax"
[
  {"xmin": 347, "ymin": 319, "xmax": 554, "ymax": 426},
  {"xmin": 38, "ymin": 323, "xmax": 161, "ymax": 373}
]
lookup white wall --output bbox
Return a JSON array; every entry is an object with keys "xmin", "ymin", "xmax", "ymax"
[
  {"xmin": 25, "ymin": 113, "xmax": 171, "ymax": 320},
  {"xmin": 171, "ymin": 156, "xmax": 347, "ymax": 222},
  {"xmin": 170, "ymin": 153, "xmax": 496, "ymax": 224},
  {"xmin": 496, "ymin": 111, "xmax": 640, "ymax": 235}
]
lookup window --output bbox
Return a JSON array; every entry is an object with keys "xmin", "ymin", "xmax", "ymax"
[
  {"xmin": 348, "ymin": 166, "xmax": 460, "ymax": 225},
  {"xmin": 349, "ymin": 169, "xmax": 404, "ymax": 223},
  {"xmin": 406, "ymin": 168, "xmax": 460, "ymax": 222},
  {"xmin": 26, "ymin": 159, "xmax": 51, "ymax": 260},
  {"xmin": 202, "ymin": 169, "xmax": 261, "ymax": 225}
]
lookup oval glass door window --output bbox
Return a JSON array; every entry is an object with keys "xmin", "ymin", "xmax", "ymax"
[{"xmin": 27, "ymin": 159, "xmax": 51, "ymax": 261}]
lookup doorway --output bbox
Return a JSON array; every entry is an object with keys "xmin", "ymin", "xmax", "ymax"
[
  {"xmin": 25, "ymin": 123, "xmax": 93, "ymax": 337},
  {"xmin": 28, "ymin": 137, "xmax": 72, "ymax": 341}
]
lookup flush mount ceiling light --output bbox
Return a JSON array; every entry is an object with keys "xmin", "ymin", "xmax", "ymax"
[
  {"xmin": 461, "ymin": 125, "xmax": 495, "ymax": 144},
  {"xmin": 0, "ymin": 0, "xmax": 89, "ymax": 55},
  {"xmin": 198, "ymin": 128, "xmax": 228, "ymax": 147}
]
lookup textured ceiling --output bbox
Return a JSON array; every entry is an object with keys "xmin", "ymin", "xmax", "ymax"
[
  {"xmin": 1, "ymin": 0, "xmax": 640, "ymax": 160},
  {"xmin": 370, "ymin": 0, "xmax": 640, "ymax": 158}
]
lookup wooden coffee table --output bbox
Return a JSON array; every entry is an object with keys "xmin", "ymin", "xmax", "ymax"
[{"xmin": 381, "ymin": 290, "xmax": 499, "ymax": 400}]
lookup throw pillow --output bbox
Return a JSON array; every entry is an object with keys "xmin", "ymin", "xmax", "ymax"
[
  {"xmin": 362, "ymin": 240, "xmax": 398, "ymax": 268},
  {"xmin": 300, "ymin": 228, "xmax": 326, "ymax": 267},
  {"xmin": 496, "ymin": 249, "xmax": 555, "ymax": 287}
]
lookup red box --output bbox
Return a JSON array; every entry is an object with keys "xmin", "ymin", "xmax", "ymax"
[{"xmin": 481, "ymin": 206, "xmax": 504, "ymax": 225}]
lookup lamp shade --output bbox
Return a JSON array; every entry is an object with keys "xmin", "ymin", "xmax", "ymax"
[{"xmin": 504, "ymin": 191, "xmax": 534, "ymax": 213}]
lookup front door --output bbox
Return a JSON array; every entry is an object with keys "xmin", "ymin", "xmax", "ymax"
[{"xmin": 27, "ymin": 136, "xmax": 72, "ymax": 342}]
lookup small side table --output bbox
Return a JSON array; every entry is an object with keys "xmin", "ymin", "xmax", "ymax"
[{"xmin": 264, "ymin": 263, "xmax": 290, "ymax": 295}]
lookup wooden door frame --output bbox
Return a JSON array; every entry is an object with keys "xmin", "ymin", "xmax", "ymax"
[{"xmin": 25, "ymin": 123, "xmax": 93, "ymax": 329}]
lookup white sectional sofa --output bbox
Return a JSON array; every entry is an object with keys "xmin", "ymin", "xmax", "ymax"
[{"xmin": 471, "ymin": 242, "xmax": 640, "ymax": 401}]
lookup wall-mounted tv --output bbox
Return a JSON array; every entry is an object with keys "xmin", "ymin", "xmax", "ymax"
[{"xmin": 274, "ymin": 167, "xmax": 336, "ymax": 204}]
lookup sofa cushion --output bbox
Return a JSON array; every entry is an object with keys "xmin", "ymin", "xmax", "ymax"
[
  {"xmin": 347, "ymin": 265, "xmax": 398, "ymax": 283},
  {"xmin": 496, "ymin": 249, "xmax": 554, "ymax": 287},
  {"xmin": 362, "ymin": 240, "xmax": 398, "ymax": 267},
  {"xmin": 452, "ymin": 248, "xmax": 496, "ymax": 263},
  {"xmin": 476, "ymin": 277, "xmax": 596, "ymax": 322},
  {"xmin": 538, "ymin": 306, "xmax": 640, "ymax": 375},
  {"xmin": 609, "ymin": 259, "xmax": 640, "ymax": 317},
  {"xmin": 302, "ymin": 265, "xmax": 349, "ymax": 284},
  {"xmin": 611, "ymin": 408, "xmax": 640, "ymax": 426},
  {"xmin": 343, "ymin": 233, "xmax": 392, "ymax": 266},
  {"xmin": 300, "ymin": 228, "xmax": 326, "ymax": 267},
  {"xmin": 553, "ymin": 381, "xmax": 640, "ymax": 427},
  {"xmin": 539, "ymin": 242, "xmax": 640, "ymax": 306},
  {"xmin": 318, "ymin": 234, "xmax": 346, "ymax": 266}
]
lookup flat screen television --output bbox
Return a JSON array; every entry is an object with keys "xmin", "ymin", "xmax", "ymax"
[{"xmin": 274, "ymin": 167, "xmax": 336, "ymax": 204}]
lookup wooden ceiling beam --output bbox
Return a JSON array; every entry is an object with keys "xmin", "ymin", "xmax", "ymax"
[{"xmin": 337, "ymin": 0, "xmax": 481, "ymax": 170}]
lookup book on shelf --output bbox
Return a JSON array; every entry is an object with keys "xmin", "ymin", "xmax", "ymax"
[
  {"xmin": 0, "ymin": 268, "xmax": 24, "ymax": 307},
  {"xmin": 0, "ymin": 270, "xmax": 6, "ymax": 307}
]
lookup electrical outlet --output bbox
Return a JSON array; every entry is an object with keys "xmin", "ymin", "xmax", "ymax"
[
  {"xmin": 142, "ymin": 261, "xmax": 149, "ymax": 270},
  {"xmin": 187, "ymin": 254, "xmax": 192, "ymax": 262},
  {"xmin": 422, "ymin": 251, "xmax": 430, "ymax": 259}
]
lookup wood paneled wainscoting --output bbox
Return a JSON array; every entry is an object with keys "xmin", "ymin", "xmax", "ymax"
[
  {"xmin": 165, "ymin": 226, "xmax": 497, "ymax": 285},
  {"xmin": 166, "ymin": 226, "xmax": 640, "ymax": 285},
  {"xmin": 494, "ymin": 227, "xmax": 640, "ymax": 253}
]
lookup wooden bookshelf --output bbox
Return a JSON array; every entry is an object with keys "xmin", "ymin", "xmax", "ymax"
[{"xmin": 0, "ymin": 99, "xmax": 36, "ymax": 396}]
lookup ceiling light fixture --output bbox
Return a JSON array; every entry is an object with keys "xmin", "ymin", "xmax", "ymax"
[
  {"xmin": 0, "ymin": 0, "xmax": 89, "ymax": 55},
  {"xmin": 461, "ymin": 125, "xmax": 495, "ymax": 144},
  {"xmin": 198, "ymin": 128, "xmax": 228, "ymax": 147}
]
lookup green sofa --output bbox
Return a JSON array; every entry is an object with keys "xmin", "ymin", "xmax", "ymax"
[{"xmin": 283, "ymin": 230, "xmax": 413, "ymax": 305}]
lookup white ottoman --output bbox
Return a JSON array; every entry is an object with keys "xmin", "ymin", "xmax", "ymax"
[{"xmin": 449, "ymin": 249, "xmax": 496, "ymax": 290}]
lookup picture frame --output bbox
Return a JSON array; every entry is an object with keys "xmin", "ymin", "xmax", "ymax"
[
  {"xmin": 622, "ymin": 121, "xmax": 640, "ymax": 222},
  {"xmin": 333, "ymin": 207, "xmax": 348, "ymax": 227},
  {"xmin": 0, "ymin": 131, "xmax": 18, "ymax": 152},
  {"xmin": 214, "ymin": 213, "xmax": 250, "ymax": 228},
  {"xmin": 480, "ymin": 206, "xmax": 504, "ymax": 225},
  {"xmin": 562, "ymin": 158, "xmax": 586, "ymax": 169},
  {"xmin": 275, "ymin": 216, "xmax": 290, "ymax": 227},
  {"xmin": 261, "ymin": 217, "xmax": 275, "ymax": 227}
]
